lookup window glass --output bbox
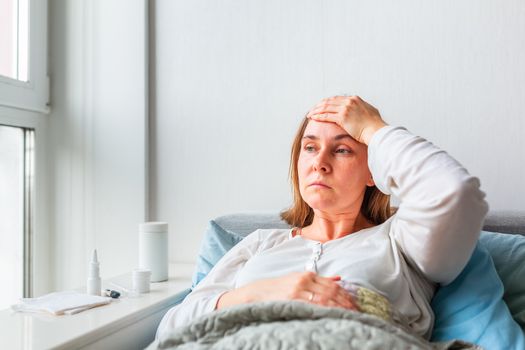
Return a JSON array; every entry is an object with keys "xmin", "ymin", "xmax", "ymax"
[
  {"xmin": 0, "ymin": 0, "xmax": 29, "ymax": 81},
  {"xmin": 0, "ymin": 125, "xmax": 25, "ymax": 309}
]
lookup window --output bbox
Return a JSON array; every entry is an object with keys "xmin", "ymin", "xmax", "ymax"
[
  {"xmin": 0, "ymin": 124, "xmax": 34, "ymax": 310},
  {"xmin": 0, "ymin": 0, "xmax": 46, "ymax": 309},
  {"xmin": 0, "ymin": 0, "xmax": 29, "ymax": 81},
  {"xmin": 0, "ymin": 0, "xmax": 48, "ymax": 113}
]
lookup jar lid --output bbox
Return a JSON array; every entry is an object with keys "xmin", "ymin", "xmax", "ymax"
[
  {"xmin": 140, "ymin": 222, "xmax": 168, "ymax": 233},
  {"xmin": 133, "ymin": 268, "xmax": 152, "ymax": 276}
]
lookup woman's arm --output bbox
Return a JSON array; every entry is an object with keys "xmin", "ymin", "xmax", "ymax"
[
  {"xmin": 216, "ymin": 272, "xmax": 355, "ymax": 310},
  {"xmin": 368, "ymin": 126, "xmax": 489, "ymax": 284}
]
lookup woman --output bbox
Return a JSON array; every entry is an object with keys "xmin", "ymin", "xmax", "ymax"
[{"xmin": 157, "ymin": 95, "xmax": 488, "ymax": 339}]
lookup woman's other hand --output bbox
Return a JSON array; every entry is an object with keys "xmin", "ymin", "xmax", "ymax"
[
  {"xmin": 216, "ymin": 271, "xmax": 358, "ymax": 311},
  {"xmin": 306, "ymin": 95, "xmax": 387, "ymax": 145}
]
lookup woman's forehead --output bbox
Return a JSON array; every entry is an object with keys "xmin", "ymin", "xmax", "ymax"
[{"xmin": 303, "ymin": 120, "xmax": 353, "ymax": 140}]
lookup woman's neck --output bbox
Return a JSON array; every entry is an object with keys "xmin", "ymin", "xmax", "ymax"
[{"xmin": 299, "ymin": 211, "xmax": 375, "ymax": 242}]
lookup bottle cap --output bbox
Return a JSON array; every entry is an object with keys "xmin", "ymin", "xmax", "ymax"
[{"xmin": 139, "ymin": 222, "xmax": 168, "ymax": 233}]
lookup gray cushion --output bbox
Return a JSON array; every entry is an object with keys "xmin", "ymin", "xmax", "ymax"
[
  {"xmin": 215, "ymin": 211, "xmax": 525, "ymax": 237},
  {"xmin": 482, "ymin": 211, "xmax": 525, "ymax": 235},
  {"xmin": 214, "ymin": 212, "xmax": 291, "ymax": 237}
]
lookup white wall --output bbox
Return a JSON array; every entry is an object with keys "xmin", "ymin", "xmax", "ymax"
[
  {"xmin": 152, "ymin": 0, "xmax": 525, "ymax": 264},
  {"xmin": 48, "ymin": 0, "xmax": 148, "ymax": 290}
]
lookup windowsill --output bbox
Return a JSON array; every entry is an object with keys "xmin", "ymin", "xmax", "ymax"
[{"xmin": 0, "ymin": 263, "xmax": 194, "ymax": 350}]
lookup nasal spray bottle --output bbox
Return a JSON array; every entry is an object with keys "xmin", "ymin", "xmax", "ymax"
[{"xmin": 87, "ymin": 249, "xmax": 101, "ymax": 296}]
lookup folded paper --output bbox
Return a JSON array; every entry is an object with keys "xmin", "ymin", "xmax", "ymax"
[{"xmin": 11, "ymin": 290, "xmax": 112, "ymax": 315}]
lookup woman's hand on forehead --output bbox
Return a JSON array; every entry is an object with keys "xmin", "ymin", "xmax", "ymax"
[{"xmin": 306, "ymin": 95, "xmax": 387, "ymax": 145}]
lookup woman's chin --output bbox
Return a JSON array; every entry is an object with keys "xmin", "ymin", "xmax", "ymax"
[
  {"xmin": 305, "ymin": 200, "xmax": 337, "ymax": 212},
  {"xmin": 306, "ymin": 198, "xmax": 356, "ymax": 215}
]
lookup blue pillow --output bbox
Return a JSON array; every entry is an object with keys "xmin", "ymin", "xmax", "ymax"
[
  {"xmin": 430, "ymin": 241, "xmax": 525, "ymax": 349},
  {"xmin": 479, "ymin": 230, "xmax": 525, "ymax": 330},
  {"xmin": 191, "ymin": 220, "xmax": 244, "ymax": 289}
]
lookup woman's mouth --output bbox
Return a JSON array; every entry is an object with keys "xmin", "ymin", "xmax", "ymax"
[{"xmin": 309, "ymin": 182, "xmax": 331, "ymax": 189}]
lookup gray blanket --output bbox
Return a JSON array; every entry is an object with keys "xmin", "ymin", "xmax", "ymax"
[{"xmin": 148, "ymin": 301, "xmax": 481, "ymax": 350}]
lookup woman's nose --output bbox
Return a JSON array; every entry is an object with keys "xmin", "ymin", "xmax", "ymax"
[{"xmin": 312, "ymin": 151, "xmax": 331, "ymax": 173}]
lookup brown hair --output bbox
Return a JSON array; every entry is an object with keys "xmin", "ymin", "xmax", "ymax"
[{"xmin": 280, "ymin": 117, "xmax": 394, "ymax": 227}]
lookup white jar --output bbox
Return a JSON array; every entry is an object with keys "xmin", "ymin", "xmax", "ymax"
[
  {"xmin": 139, "ymin": 222, "xmax": 168, "ymax": 282},
  {"xmin": 132, "ymin": 268, "xmax": 151, "ymax": 293}
]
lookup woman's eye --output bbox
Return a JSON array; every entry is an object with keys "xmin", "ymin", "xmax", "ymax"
[
  {"xmin": 335, "ymin": 148, "xmax": 352, "ymax": 154},
  {"xmin": 304, "ymin": 145, "xmax": 316, "ymax": 152}
]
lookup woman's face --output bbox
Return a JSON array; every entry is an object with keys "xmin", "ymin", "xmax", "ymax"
[{"xmin": 298, "ymin": 120, "xmax": 374, "ymax": 214}]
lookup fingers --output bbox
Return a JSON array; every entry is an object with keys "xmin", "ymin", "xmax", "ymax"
[
  {"xmin": 305, "ymin": 286, "xmax": 357, "ymax": 310},
  {"xmin": 307, "ymin": 100, "xmax": 348, "ymax": 116},
  {"xmin": 307, "ymin": 95, "xmax": 361, "ymax": 123},
  {"xmin": 306, "ymin": 275, "xmax": 357, "ymax": 310},
  {"xmin": 307, "ymin": 105, "xmax": 340, "ymax": 118},
  {"xmin": 293, "ymin": 272, "xmax": 358, "ymax": 310},
  {"xmin": 308, "ymin": 112, "xmax": 338, "ymax": 123}
]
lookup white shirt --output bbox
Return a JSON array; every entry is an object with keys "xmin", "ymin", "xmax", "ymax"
[{"xmin": 157, "ymin": 126, "xmax": 489, "ymax": 339}]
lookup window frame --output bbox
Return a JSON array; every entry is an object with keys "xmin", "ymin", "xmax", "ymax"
[
  {"xmin": 0, "ymin": 0, "xmax": 49, "ymax": 300},
  {"xmin": 0, "ymin": 0, "xmax": 49, "ymax": 114},
  {"xmin": 0, "ymin": 107, "xmax": 48, "ymax": 300},
  {"xmin": 0, "ymin": 123, "xmax": 34, "ymax": 305}
]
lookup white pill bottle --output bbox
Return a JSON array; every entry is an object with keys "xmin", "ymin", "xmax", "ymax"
[{"xmin": 139, "ymin": 222, "xmax": 168, "ymax": 282}]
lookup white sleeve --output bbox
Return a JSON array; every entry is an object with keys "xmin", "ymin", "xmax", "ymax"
[
  {"xmin": 368, "ymin": 126, "xmax": 489, "ymax": 285},
  {"xmin": 155, "ymin": 229, "xmax": 262, "ymax": 338}
]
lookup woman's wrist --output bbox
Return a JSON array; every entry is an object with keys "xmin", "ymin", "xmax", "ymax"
[
  {"xmin": 215, "ymin": 287, "xmax": 253, "ymax": 310},
  {"xmin": 360, "ymin": 121, "xmax": 387, "ymax": 145}
]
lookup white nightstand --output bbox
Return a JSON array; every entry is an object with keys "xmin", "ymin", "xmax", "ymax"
[{"xmin": 0, "ymin": 263, "xmax": 194, "ymax": 350}]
